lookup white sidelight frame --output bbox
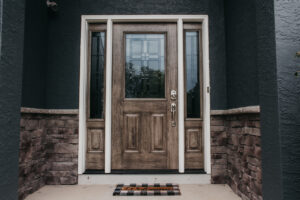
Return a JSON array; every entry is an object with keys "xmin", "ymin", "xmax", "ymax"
[
  {"xmin": 79, "ymin": 15, "xmax": 211, "ymax": 175},
  {"xmin": 177, "ymin": 19, "xmax": 185, "ymax": 173}
]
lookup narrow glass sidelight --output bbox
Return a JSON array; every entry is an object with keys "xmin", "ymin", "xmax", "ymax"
[
  {"xmin": 185, "ymin": 31, "xmax": 201, "ymax": 118},
  {"xmin": 125, "ymin": 34, "xmax": 165, "ymax": 98},
  {"xmin": 90, "ymin": 32, "xmax": 105, "ymax": 119}
]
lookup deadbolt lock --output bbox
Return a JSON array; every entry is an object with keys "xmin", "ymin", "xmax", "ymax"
[{"xmin": 171, "ymin": 90, "xmax": 177, "ymax": 100}]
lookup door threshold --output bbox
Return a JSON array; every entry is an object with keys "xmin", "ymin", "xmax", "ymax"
[
  {"xmin": 84, "ymin": 169, "xmax": 206, "ymax": 175},
  {"xmin": 78, "ymin": 174, "xmax": 211, "ymax": 185}
]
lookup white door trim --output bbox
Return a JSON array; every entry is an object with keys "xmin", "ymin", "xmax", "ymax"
[
  {"xmin": 104, "ymin": 19, "xmax": 113, "ymax": 173},
  {"xmin": 177, "ymin": 18, "xmax": 185, "ymax": 173},
  {"xmin": 78, "ymin": 15, "xmax": 211, "ymax": 175}
]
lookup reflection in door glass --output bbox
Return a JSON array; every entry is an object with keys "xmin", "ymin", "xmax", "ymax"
[
  {"xmin": 90, "ymin": 32, "xmax": 105, "ymax": 119},
  {"xmin": 125, "ymin": 34, "xmax": 165, "ymax": 98},
  {"xmin": 185, "ymin": 31, "xmax": 200, "ymax": 118}
]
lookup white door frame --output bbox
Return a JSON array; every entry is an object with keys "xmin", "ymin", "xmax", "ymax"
[{"xmin": 78, "ymin": 15, "xmax": 211, "ymax": 174}]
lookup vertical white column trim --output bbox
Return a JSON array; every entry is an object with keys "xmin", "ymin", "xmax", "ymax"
[
  {"xmin": 177, "ymin": 18, "xmax": 185, "ymax": 173},
  {"xmin": 202, "ymin": 17, "xmax": 211, "ymax": 174},
  {"xmin": 105, "ymin": 18, "xmax": 113, "ymax": 173},
  {"xmin": 78, "ymin": 17, "xmax": 88, "ymax": 174}
]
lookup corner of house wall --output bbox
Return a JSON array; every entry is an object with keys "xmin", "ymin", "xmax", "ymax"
[
  {"xmin": 19, "ymin": 111, "xmax": 79, "ymax": 200},
  {"xmin": 210, "ymin": 109, "xmax": 262, "ymax": 200}
]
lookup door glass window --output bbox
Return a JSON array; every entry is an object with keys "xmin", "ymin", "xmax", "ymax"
[
  {"xmin": 185, "ymin": 31, "xmax": 201, "ymax": 118},
  {"xmin": 90, "ymin": 32, "xmax": 105, "ymax": 119},
  {"xmin": 125, "ymin": 34, "xmax": 165, "ymax": 98}
]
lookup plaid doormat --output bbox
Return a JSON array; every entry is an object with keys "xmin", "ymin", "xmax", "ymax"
[{"xmin": 113, "ymin": 183, "xmax": 181, "ymax": 196}]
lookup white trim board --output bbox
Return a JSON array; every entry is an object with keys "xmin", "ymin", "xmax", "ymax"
[
  {"xmin": 20, "ymin": 107, "xmax": 78, "ymax": 115},
  {"xmin": 211, "ymin": 106, "xmax": 260, "ymax": 115},
  {"xmin": 78, "ymin": 174, "xmax": 211, "ymax": 185},
  {"xmin": 177, "ymin": 18, "xmax": 185, "ymax": 173},
  {"xmin": 78, "ymin": 15, "xmax": 211, "ymax": 175},
  {"xmin": 104, "ymin": 19, "xmax": 113, "ymax": 174}
]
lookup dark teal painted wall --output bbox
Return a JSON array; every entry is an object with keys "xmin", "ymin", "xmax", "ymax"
[
  {"xmin": 21, "ymin": 0, "xmax": 48, "ymax": 108},
  {"xmin": 0, "ymin": 0, "xmax": 2, "ymax": 55},
  {"xmin": 256, "ymin": 0, "xmax": 283, "ymax": 199},
  {"xmin": 0, "ymin": 0, "xmax": 25, "ymax": 199},
  {"xmin": 21, "ymin": 0, "xmax": 228, "ymax": 109},
  {"xmin": 2, "ymin": 0, "xmax": 299, "ymax": 199},
  {"xmin": 274, "ymin": 1, "xmax": 300, "ymax": 199},
  {"xmin": 223, "ymin": 2, "xmax": 285, "ymax": 199},
  {"xmin": 224, "ymin": 0, "xmax": 259, "ymax": 109}
]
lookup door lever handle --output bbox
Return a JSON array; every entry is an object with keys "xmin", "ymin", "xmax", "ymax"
[{"xmin": 171, "ymin": 103, "xmax": 176, "ymax": 127}]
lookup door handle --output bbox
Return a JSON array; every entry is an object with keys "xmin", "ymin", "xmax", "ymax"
[{"xmin": 171, "ymin": 103, "xmax": 176, "ymax": 127}]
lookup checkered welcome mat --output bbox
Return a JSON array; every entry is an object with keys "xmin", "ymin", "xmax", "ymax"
[{"xmin": 113, "ymin": 183, "xmax": 181, "ymax": 196}]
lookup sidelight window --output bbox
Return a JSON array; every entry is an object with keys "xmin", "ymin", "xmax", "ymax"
[
  {"xmin": 185, "ymin": 31, "xmax": 201, "ymax": 118},
  {"xmin": 90, "ymin": 32, "xmax": 106, "ymax": 119}
]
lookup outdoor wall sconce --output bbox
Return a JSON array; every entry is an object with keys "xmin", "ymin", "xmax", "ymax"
[{"xmin": 46, "ymin": 0, "xmax": 58, "ymax": 12}]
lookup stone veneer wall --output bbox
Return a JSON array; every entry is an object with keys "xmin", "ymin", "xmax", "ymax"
[
  {"xmin": 19, "ymin": 111, "xmax": 78, "ymax": 200},
  {"xmin": 211, "ymin": 112, "xmax": 262, "ymax": 200},
  {"xmin": 18, "ymin": 108, "xmax": 261, "ymax": 200},
  {"xmin": 211, "ymin": 115, "xmax": 228, "ymax": 183}
]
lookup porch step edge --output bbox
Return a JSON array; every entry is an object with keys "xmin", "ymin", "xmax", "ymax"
[{"xmin": 78, "ymin": 174, "xmax": 211, "ymax": 185}]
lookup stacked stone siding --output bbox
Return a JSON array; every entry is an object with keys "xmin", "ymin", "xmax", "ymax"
[
  {"xmin": 211, "ymin": 113, "xmax": 262, "ymax": 200},
  {"xmin": 19, "ymin": 114, "xmax": 47, "ymax": 200},
  {"xmin": 227, "ymin": 114, "xmax": 262, "ymax": 200},
  {"xmin": 19, "ymin": 109, "xmax": 261, "ymax": 200},
  {"xmin": 19, "ymin": 113, "xmax": 78, "ymax": 200},
  {"xmin": 211, "ymin": 115, "xmax": 227, "ymax": 184}
]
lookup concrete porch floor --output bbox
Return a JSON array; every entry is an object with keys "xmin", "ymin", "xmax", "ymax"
[{"xmin": 25, "ymin": 184, "xmax": 241, "ymax": 200}]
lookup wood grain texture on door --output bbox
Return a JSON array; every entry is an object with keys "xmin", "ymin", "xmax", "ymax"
[
  {"xmin": 112, "ymin": 23, "xmax": 178, "ymax": 170},
  {"xmin": 151, "ymin": 114, "xmax": 166, "ymax": 153}
]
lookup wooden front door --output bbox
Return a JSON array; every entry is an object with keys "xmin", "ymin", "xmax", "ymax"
[{"xmin": 112, "ymin": 23, "xmax": 178, "ymax": 170}]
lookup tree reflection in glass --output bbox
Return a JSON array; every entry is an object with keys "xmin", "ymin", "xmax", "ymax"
[
  {"xmin": 90, "ymin": 32, "xmax": 105, "ymax": 119},
  {"xmin": 125, "ymin": 34, "xmax": 165, "ymax": 98},
  {"xmin": 185, "ymin": 31, "xmax": 201, "ymax": 118}
]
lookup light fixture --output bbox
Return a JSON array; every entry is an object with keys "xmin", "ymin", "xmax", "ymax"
[{"xmin": 46, "ymin": 0, "xmax": 58, "ymax": 12}]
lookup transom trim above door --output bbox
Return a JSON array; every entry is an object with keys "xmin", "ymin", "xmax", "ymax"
[{"xmin": 79, "ymin": 15, "xmax": 211, "ymax": 175}]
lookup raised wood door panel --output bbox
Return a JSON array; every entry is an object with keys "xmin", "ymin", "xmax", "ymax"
[
  {"xmin": 112, "ymin": 23, "xmax": 178, "ymax": 170},
  {"xmin": 86, "ymin": 125, "xmax": 105, "ymax": 169},
  {"xmin": 185, "ymin": 124, "xmax": 203, "ymax": 169}
]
